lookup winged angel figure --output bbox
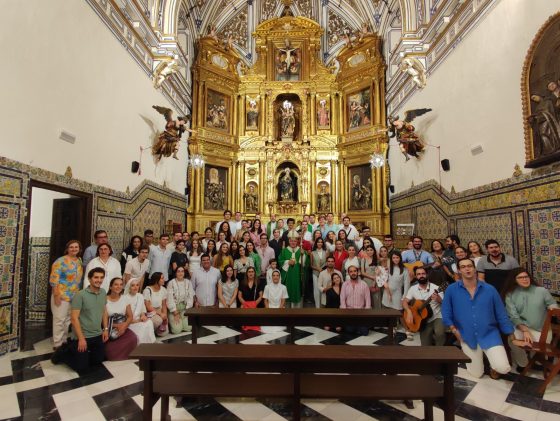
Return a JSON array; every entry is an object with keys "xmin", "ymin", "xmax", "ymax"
[
  {"xmin": 400, "ymin": 57, "xmax": 427, "ymax": 89},
  {"xmin": 152, "ymin": 105, "xmax": 193, "ymax": 160},
  {"xmin": 153, "ymin": 59, "xmax": 182, "ymax": 88},
  {"xmin": 388, "ymin": 108, "xmax": 432, "ymax": 161}
]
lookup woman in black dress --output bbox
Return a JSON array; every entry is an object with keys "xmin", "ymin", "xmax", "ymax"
[{"xmin": 325, "ymin": 272, "xmax": 342, "ymax": 332}]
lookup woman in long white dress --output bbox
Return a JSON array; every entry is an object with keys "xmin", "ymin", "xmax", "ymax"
[
  {"xmin": 261, "ymin": 270, "xmax": 289, "ymax": 333},
  {"xmin": 125, "ymin": 278, "xmax": 156, "ymax": 344},
  {"xmin": 167, "ymin": 267, "xmax": 195, "ymax": 334}
]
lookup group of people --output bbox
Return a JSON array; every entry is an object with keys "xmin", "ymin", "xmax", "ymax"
[{"xmin": 48, "ymin": 210, "xmax": 556, "ymax": 382}]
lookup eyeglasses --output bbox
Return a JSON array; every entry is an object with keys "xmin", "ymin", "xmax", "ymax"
[{"xmin": 458, "ymin": 264, "xmax": 474, "ymax": 269}]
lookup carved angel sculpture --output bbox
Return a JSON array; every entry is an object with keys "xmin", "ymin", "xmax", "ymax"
[
  {"xmin": 152, "ymin": 105, "xmax": 192, "ymax": 161},
  {"xmin": 388, "ymin": 108, "xmax": 432, "ymax": 161},
  {"xmin": 153, "ymin": 59, "xmax": 182, "ymax": 88},
  {"xmin": 400, "ymin": 57, "xmax": 427, "ymax": 89}
]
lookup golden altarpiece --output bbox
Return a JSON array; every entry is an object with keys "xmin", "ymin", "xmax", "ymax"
[{"xmin": 187, "ymin": 11, "xmax": 390, "ymax": 234}]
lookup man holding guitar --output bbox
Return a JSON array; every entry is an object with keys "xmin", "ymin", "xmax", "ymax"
[
  {"xmin": 402, "ymin": 236, "xmax": 435, "ymax": 278},
  {"xmin": 403, "ymin": 267, "xmax": 446, "ymax": 346}
]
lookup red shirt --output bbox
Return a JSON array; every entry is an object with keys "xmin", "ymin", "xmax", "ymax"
[{"xmin": 333, "ymin": 250, "xmax": 349, "ymax": 272}]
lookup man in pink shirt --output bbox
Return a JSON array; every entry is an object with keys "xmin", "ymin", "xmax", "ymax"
[
  {"xmin": 340, "ymin": 265, "xmax": 371, "ymax": 335},
  {"xmin": 257, "ymin": 233, "xmax": 275, "ymax": 278}
]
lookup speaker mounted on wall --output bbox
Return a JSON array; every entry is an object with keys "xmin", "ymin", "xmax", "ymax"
[
  {"xmin": 131, "ymin": 161, "xmax": 140, "ymax": 173},
  {"xmin": 440, "ymin": 159, "xmax": 450, "ymax": 172}
]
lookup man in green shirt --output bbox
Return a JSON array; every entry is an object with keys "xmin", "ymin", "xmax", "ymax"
[{"xmin": 52, "ymin": 267, "xmax": 109, "ymax": 374}]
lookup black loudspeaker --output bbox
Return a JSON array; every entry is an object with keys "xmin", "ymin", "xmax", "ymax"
[
  {"xmin": 441, "ymin": 159, "xmax": 450, "ymax": 172},
  {"xmin": 389, "ymin": 185, "xmax": 395, "ymax": 193},
  {"xmin": 131, "ymin": 161, "xmax": 140, "ymax": 173}
]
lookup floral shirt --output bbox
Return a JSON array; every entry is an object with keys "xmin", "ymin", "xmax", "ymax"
[{"xmin": 49, "ymin": 256, "xmax": 83, "ymax": 302}]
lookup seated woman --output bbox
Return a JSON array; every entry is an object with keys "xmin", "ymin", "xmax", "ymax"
[
  {"xmin": 105, "ymin": 277, "xmax": 137, "ymax": 360},
  {"xmin": 218, "ymin": 265, "xmax": 239, "ymax": 308},
  {"xmin": 503, "ymin": 268, "xmax": 558, "ymax": 370},
  {"xmin": 125, "ymin": 278, "xmax": 156, "ymax": 344},
  {"xmin": 324, "ymin": 272, "xmax": 343, "ymax": 332},
  {"xmin": 143, "ymin": 272, "xmax": 168, "ymax": 337},
  {"xmin": 167, "ymin": 267, "xmax": 195, "ymax": 334},
  {"xmin": 234, "ymin": 245, "xmax": 254, "ymax": 282},
  {"xmin": 262, "ymin": 269, "xmax": 289, "ymax": 333},
  {"xmin": 238, "ymin": 267, "xmax": 263, "ymax": 331}
]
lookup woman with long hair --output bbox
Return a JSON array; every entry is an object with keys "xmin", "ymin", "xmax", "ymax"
[
  {"xmin": 332, "ymin": 240, "xmax": 348, "ymax": 272},
  {"xmin": 233, "ymin": 245, "xmax": 255, "ymax": 282},
  {"xmin": 125, "ymin": 277, "xmax": 156, "ymax": 344},
  {"xmin": 186, "ymin": 238, "xmax": 203, "ymax": 274},
  {"xmin": 229, "ymin": 240, "xmax": 240, "ymax": 260},
  {"xmin": 120, "ymin": 235, "xmax": 143, "ymax": 273},
  {"xmin": 105, "ymin": 277, "xmax": 137, "ymax": 360},
  {"xmin": 214, "ymin": 242, "xmax": 234, "ymax": 272},
  {"xmin": 49, "ymin": 240, "xmax": 83, "ymax": 349},
  {"xmin": 325, "ymin": 231, "xmax": 337, "ymax": 253},
  {"xmin": 205, "ymin": 239, "xmax": 217, "ymax": 263},
  {"xmin": 239, "ymin": 231, "xmax": 252, "ymax": 248},
  {"xmin": 218, "ymin": 221, "xmax": 233, "ymax": 243},
  {"xmin": 342, "ymin": 245, "xmax": 360, "ymax": 281},
  {"xmin": 245, "ymin": 241, "xmax": 262, "ymax": 277},
  {"xmin": 467, "ymin": 241, "xmax": 485, "ymax": 267},
  {"xmin": 249, "ymin": 219, "xmax": 264, "ymax": 244},
  {"xmin": 167, "ymin": 267, "xmax": 195, "ymax": 334},
  {"xmin": 504, "ymin": 268, "xmax": 558, "ymax": 370},
  {"xmin": 430, "ymin": 239, "xmax": 454, "ymax": 284},
  {"xmin": 337, "ymin": 229, "xmax": 355, "ymax": 250},
  {"xmin": 450, "ymin": 246, "xmax": 469, "ymax": 280},
  {"xmin": 84, "ymin": 243, "xmax": 122, "ymax": 292},
  {"xmin": 143, "ymin": 272, "xmax": 168, "ymax": 336},
  {"xmin": 358, "ymin": 237, "xmax": 373, "ymax": 260},
  {"xmin": 324, "ymin": 272, "xmax": 343, "ymax": 332},
  {"xmin": 218, "ymin": 265, "xmax": 239, "ymax": 308},
  {"xmin": 201, "ymin": 227, "xmax": 214, "ymax": 251},
  {"xmin": 381, "ymin": 251, "xmax": 410, "ymax": 311},
  {"xmin": 361, "ymin": 245, "xmax": 382, "ymax": 308},
  {"xmin": 238, "ymin": 267, "xmax": 263, "ymax": 331},
  {"xmin": 311, "ymin": 237, "xmax": 327, "ymax": 308}
]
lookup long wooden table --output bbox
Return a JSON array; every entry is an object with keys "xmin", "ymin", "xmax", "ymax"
[
  {"xmin": 131, "ymin": 343, "xmax": 470, "ymax": 421},
  {"xmin": 185, "ymin": 307, "xmax": 402, "ymax": 344}
]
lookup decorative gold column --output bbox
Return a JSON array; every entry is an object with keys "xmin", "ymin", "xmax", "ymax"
[
  {"xmin": 259, "ymin": 160, "xmax": 266, "ymax": 213},
  {"xmin": 374, "ymin": 79, "xmax": 382, "ymax": 125},
  {"xmin": 310, "ymin": 94, "xmax": 316, "ymax": 135},
  {"xmin": 310, "ymin": 161, "xmax": 316, "ymax": 212}
]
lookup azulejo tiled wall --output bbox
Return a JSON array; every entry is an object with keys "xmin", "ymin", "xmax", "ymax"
[
  {"xmin": 0, "ymin": 156, "xmax": 186, "ymax": 355},
  {"xmin": 27, "ymin": 237, "xmax": 50, "ymax": 322},
  {"xmin": 390, "ymin": 163, "xmax": 560, "ymax": 293}
]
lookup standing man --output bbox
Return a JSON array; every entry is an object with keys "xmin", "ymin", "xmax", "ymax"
[
  {"xmin": 52, "ymin": 267, "xmax": 109, "ymax": 374},
  {"xmin": 477, "ymin": 239, "xmax": 520, "ymax": 292},
  {"xmin": 279, "ymin": 236, "xmax": 304, "ymax": 307},
  {"xmin": 266, "ymin": 214, "xmax": 278, "ymax": 238},
  {"xmin": 324, "ymin": 212, "xmax": 338, "ymax": 236},
  {"xmin": 269, "ymin": 228, "xmax": 283, "ymax": 260},
  {"xmin": 123, "ymin": 245, "xmax": 151, "ymax": 289},
  {"xmin": 403, "ymin": 267, "xmax": 446, "ymax": 346},
  {"xmin": 191, "ymin": 254, "xmax": 221, "ymax": 307},
  {"xmin": 401, "ymin": 236, "xmax": 435, "ymax": 276},
  {"xmin": 281, "ymin": 218, "xmax": 298, "ymax": 246},
  {"xmin": 340, "ymin": 216, "xmax": 359, "ymax": 242},
  {"xmin": 308, "ymin": 214, "xmax": 317, "ymax": 232},
  {"xmin": 231, "ymin": 211, "xmax": 243, "ymax": 236},
  {"xmin": 383, "ymin": 234, "xmax": 398, "ymax": 255},
  {"xmin": 82, "ymin": 230, "xmax": 108, "ymax": 267},
  {"xmin": 143, "ymin": 230, "xmax": 155, "ymax": 248},
  {"xmin": 317, "ymin": 256, "xmax": 342, "ymax": 307},
  {"xmin": 167, "ymin": 232, "xmax": 183, "ymax": 251},
  {"xmin": 257, "ymin": 233, "xmax": 275, "ymax": 276},
  {"xmin": 340, "ymin": 266, "xmax": 371, "ymax": 335},
  {"xmin": 442, "ymin": 257, "xmax": 513, "ymax": 379},
  {"xmin": 149, "ymin": 234, "xmax": 173, "ymax": 282}
]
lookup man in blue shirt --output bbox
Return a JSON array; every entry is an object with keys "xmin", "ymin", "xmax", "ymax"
[
  {"xmin": 442, "ymin": 257, "xmax": 514, "ymax": 379},
  {"xmin": 401, "ymin": 236, "xmax": 435, "ymax": 265}
]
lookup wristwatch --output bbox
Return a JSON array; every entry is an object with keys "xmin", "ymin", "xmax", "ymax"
[{"xmin": 103, "ymin": 327, "xmax": 109, "ymax": 331}]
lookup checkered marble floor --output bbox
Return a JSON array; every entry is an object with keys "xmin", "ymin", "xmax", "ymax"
[{"xmin": 2, "ymin": 326, "xmax": 560, "ymax": 421}]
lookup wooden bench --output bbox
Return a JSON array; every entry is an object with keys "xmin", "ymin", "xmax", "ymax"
[
  {"xmin": 185, "ymin": 307, "xmax": 402, "ymax": 344},
  {"xmin": 131, "ymin": 343, "xmax": 470, "ymax": 421}
]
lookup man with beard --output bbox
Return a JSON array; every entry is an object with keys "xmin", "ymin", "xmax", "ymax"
[
  {"xmin": 401, "ymin": 236, "xmax": 434, "ymax": 277},
  {"xmin": 477, "ymin": 239, "xmax": 519, "ymax": 293},
  {"xmin": 340, "ymin": 265, "xmax": 371, "ymax": 336},
  {"xmin": 403, "ymin": 267, "xmax": 445, "ymax": 346}
]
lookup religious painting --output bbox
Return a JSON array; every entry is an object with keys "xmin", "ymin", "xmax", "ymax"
[
  {"xmin": 205, "ymin": 89, "xmax": 229, "ymax": 131},
  {"xmin": 316, "ymin": 96, "xmax": 331, "ymax": 129},
  {"xmin": 316, "ymin": 182, "xmax": 331, "ymax": 212},
  {"xmin": 348, "ymin": 165, "xmax": 372, "ymax": 211},
  {"xmin": 244, "ymin": 182, "xmax": 258, "ymax": 213},
  {"xmin": 204, "ymin": 165, "xmax": 227, "ymax": 211},
  {"xmin": 347, "ymin": 88, "xmax": 371, "ymax": 131},
  {"xmin": 275, "ymin": 39, "xmax": 301, "ymax": 81},
  {"xmin": 523, "ymin": 13, "xmax": 560, "ymax": 168},
  {"xmin": 246, "ymin": 96, "xmax": 259, "ymax": 130}
]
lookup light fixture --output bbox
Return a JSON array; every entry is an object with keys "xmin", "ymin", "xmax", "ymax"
[
  {"xmin": 369, "ymin": 152, "xmax": 385, "ymax": 168},
  {"xmin": 189, "ymin": 154, "xmax": 205, "ymax": 169}
]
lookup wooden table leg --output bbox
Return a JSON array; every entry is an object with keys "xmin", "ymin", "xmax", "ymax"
[
  {"xmin": 290, "ymin": 324, "xmax": 296, "ymax": 344},
  {"xmin": 293, "ymin": 372, "xmax": 301, "ymax": 421},
  {"xmin": 160, "ymin": 395, "xmax": 169, "ymax": 421},
  {"xmin": 443, "ymin": 368, "xmax": 455, "ymax": 421},
  {"xmin": 388, "ymin": 318, "xmax": 395, "ymax": 344},
  {"xmin": 423, "ymin": 399, "xmax": 434, "ymax": 421},
  {"xmin": 191, "ymin": 318, "xmax": 198, "ymax": 344},
  {"xmin": 143, "ymin": 367, "xmax": 153, "ymax": 421}
]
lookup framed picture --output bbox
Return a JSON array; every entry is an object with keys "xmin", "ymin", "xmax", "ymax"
[
  {"xmin": 204, "ymin": 165, "xmax": 228, "ymax": 211},
  {"xmin": 347, "ymin": 88, "xmax": 371, "ymax": 131},
  {"xmin": 246, "ymin": 96, "xmax": 259, "ymax": 131},
  {"xmin": 205, "ymin": 89, "xmax": 230, "ymax": 132},
  {"xmin": 316, "ymin": 95, "xmax": 331, "ymax": 130},
  {"xmin": 275, "ymin": 40, "xmax": 301, "ymax": 81},
  {"xmin": 522, "ymin": 13, "xmax": 560, "ymax": 168},
  {"xmin": 348, "ymin": 165, "xmax": 372, "ymax": 211}
]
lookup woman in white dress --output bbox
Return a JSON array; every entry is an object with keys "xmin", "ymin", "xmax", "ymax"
[
  {"xmin": 218, "ymin": 265, "xmax": 239, "ymax": 308},
  {"xmin": 342, "ymin": 245, "xmax": 360, "ymax": 281},
  {"xmin": 83, "ymin": 244, "xmax": 122, "ymax": 292},
  {"xmin": 125, "ymin": 278, "xmax": 156, "ymax": 344},
  {"xmin": 381, "ymin": 251, "xmax": 410, "ymax": 310},
  {"xmin": 262, "ymin": 270, "xmax": 289, "ymax": 333},
  {"xmin": 143, "ymin": 272, "xmax": 168, "ymax": 336},
  {"xmin": 167, "ymin": 267, "xmax": 195, "ymax": 334},
  {"xmin": 105, "ymin": 278, "xmax": 137, "ymax": 360},
  {"xmin": 311, "ymin": 237, "xmax": 327, "ymax": 309},
  {"xmin": 187, "ymin": 239, "xmax": 203, "ymax": 275}
]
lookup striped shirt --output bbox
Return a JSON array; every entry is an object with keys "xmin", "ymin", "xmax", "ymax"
[{"xmin": 340, "ymin": 279, "xmax": 371, "ymax": 309}]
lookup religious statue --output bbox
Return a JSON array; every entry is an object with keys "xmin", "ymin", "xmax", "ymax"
[
  {"xmin": 246, "ymin": 99, "xmax": 259, "ymax": 129},
  {"xmin": 152, "ymin": 105, "xmax": 193, "ymax": 160},
  {"xmin": 356, "ymin": 22, "xmax": 373, "ymax": 43},
  {"xmin": 204, "ymin": 168, "xmax": 226, "ymax": 210},
  {"xmin": 400, "ymin": 57, "xmax": 427, "ymax": 89},
  {"xmin": 317, "ymin": 99, "xmax": 330, "ymax": 128},
  {"xmin": 244, "ymin": 184, "xmax": 258, "ymax": 213},
  {"xmin": 388, "ymin": 108, "xmax": 432, "ymax": 161},
  {"xmin": 280, "ymin": 100, "xmax": 296, "ymax": 140},
  {"xmin": 317, "ymin": 183, "xmax": 331, "ymax": 212},
  {"xmin": 529, "ymin": 94, "xmax": 560, "ymax": 158},
  {"xmin": 278, "ymin": 168, "xmax": 297, "ymax": 201},
  {"xmin": 276, "ymin": 38, "xmax": 300, "ymax": 81},
  {"xmin": 153, "ymin": 58, "xmax": 182, "ymax": 88}
]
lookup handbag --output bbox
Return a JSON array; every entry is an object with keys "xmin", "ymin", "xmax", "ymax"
[{"xmin": 109, "ymin": 313, "xmax": 127, "ymax": 340}]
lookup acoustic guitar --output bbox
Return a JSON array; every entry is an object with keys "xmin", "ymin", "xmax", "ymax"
[
  {"xmin": 404, "ymin": 282, "xmax": 448, "ymax": 333},
  {"xmin": 404, "ymin": 261, "xmax": 424, "ymax": 278}
]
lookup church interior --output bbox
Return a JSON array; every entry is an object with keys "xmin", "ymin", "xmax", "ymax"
[{"xmin": 1, "ymin": 0, "xmax": 560, "ymax": 420}]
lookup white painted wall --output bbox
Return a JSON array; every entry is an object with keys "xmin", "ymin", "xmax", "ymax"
[
  {"xmin": 0, "ymin": 0, "xmax": 188, "ymax": 193},
  {"xmin": 29, "ymin": 188, "xmax": 71, "ymax": 238},
  {"xmin": 388, "ymin": 0, "xmax": 560, "ymax": 194}
]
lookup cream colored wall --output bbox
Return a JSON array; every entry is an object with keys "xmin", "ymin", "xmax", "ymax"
[
  {"xmin": 388, "ymin": 0, "xmax": 559, "ymax": 194},
  {"xmin": 29, "ymin": 188, "xmax": 71, "ymax": 238},
  {"xmin": 0, "ymin": 0, "xmax": 187, "ymax": 193}
]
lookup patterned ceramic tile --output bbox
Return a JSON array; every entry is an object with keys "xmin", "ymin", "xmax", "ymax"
[
  {"xmin": 529, "ymin": 208, "xmax": 560, "ymax": 292},
  {"xmin": 456, "ymin": 213, "xmax": 514, "ymax": 255},
  {"xmin": 415, "ymin": 204, "xmax": 448, "ymax": 240},
  {"xmin": 26, "ymin": 237, "xmax": 50, "ymax": 322},
  {"xmin": 96, "ymin": 216, "xmax": 126, "ymax": 258}
]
